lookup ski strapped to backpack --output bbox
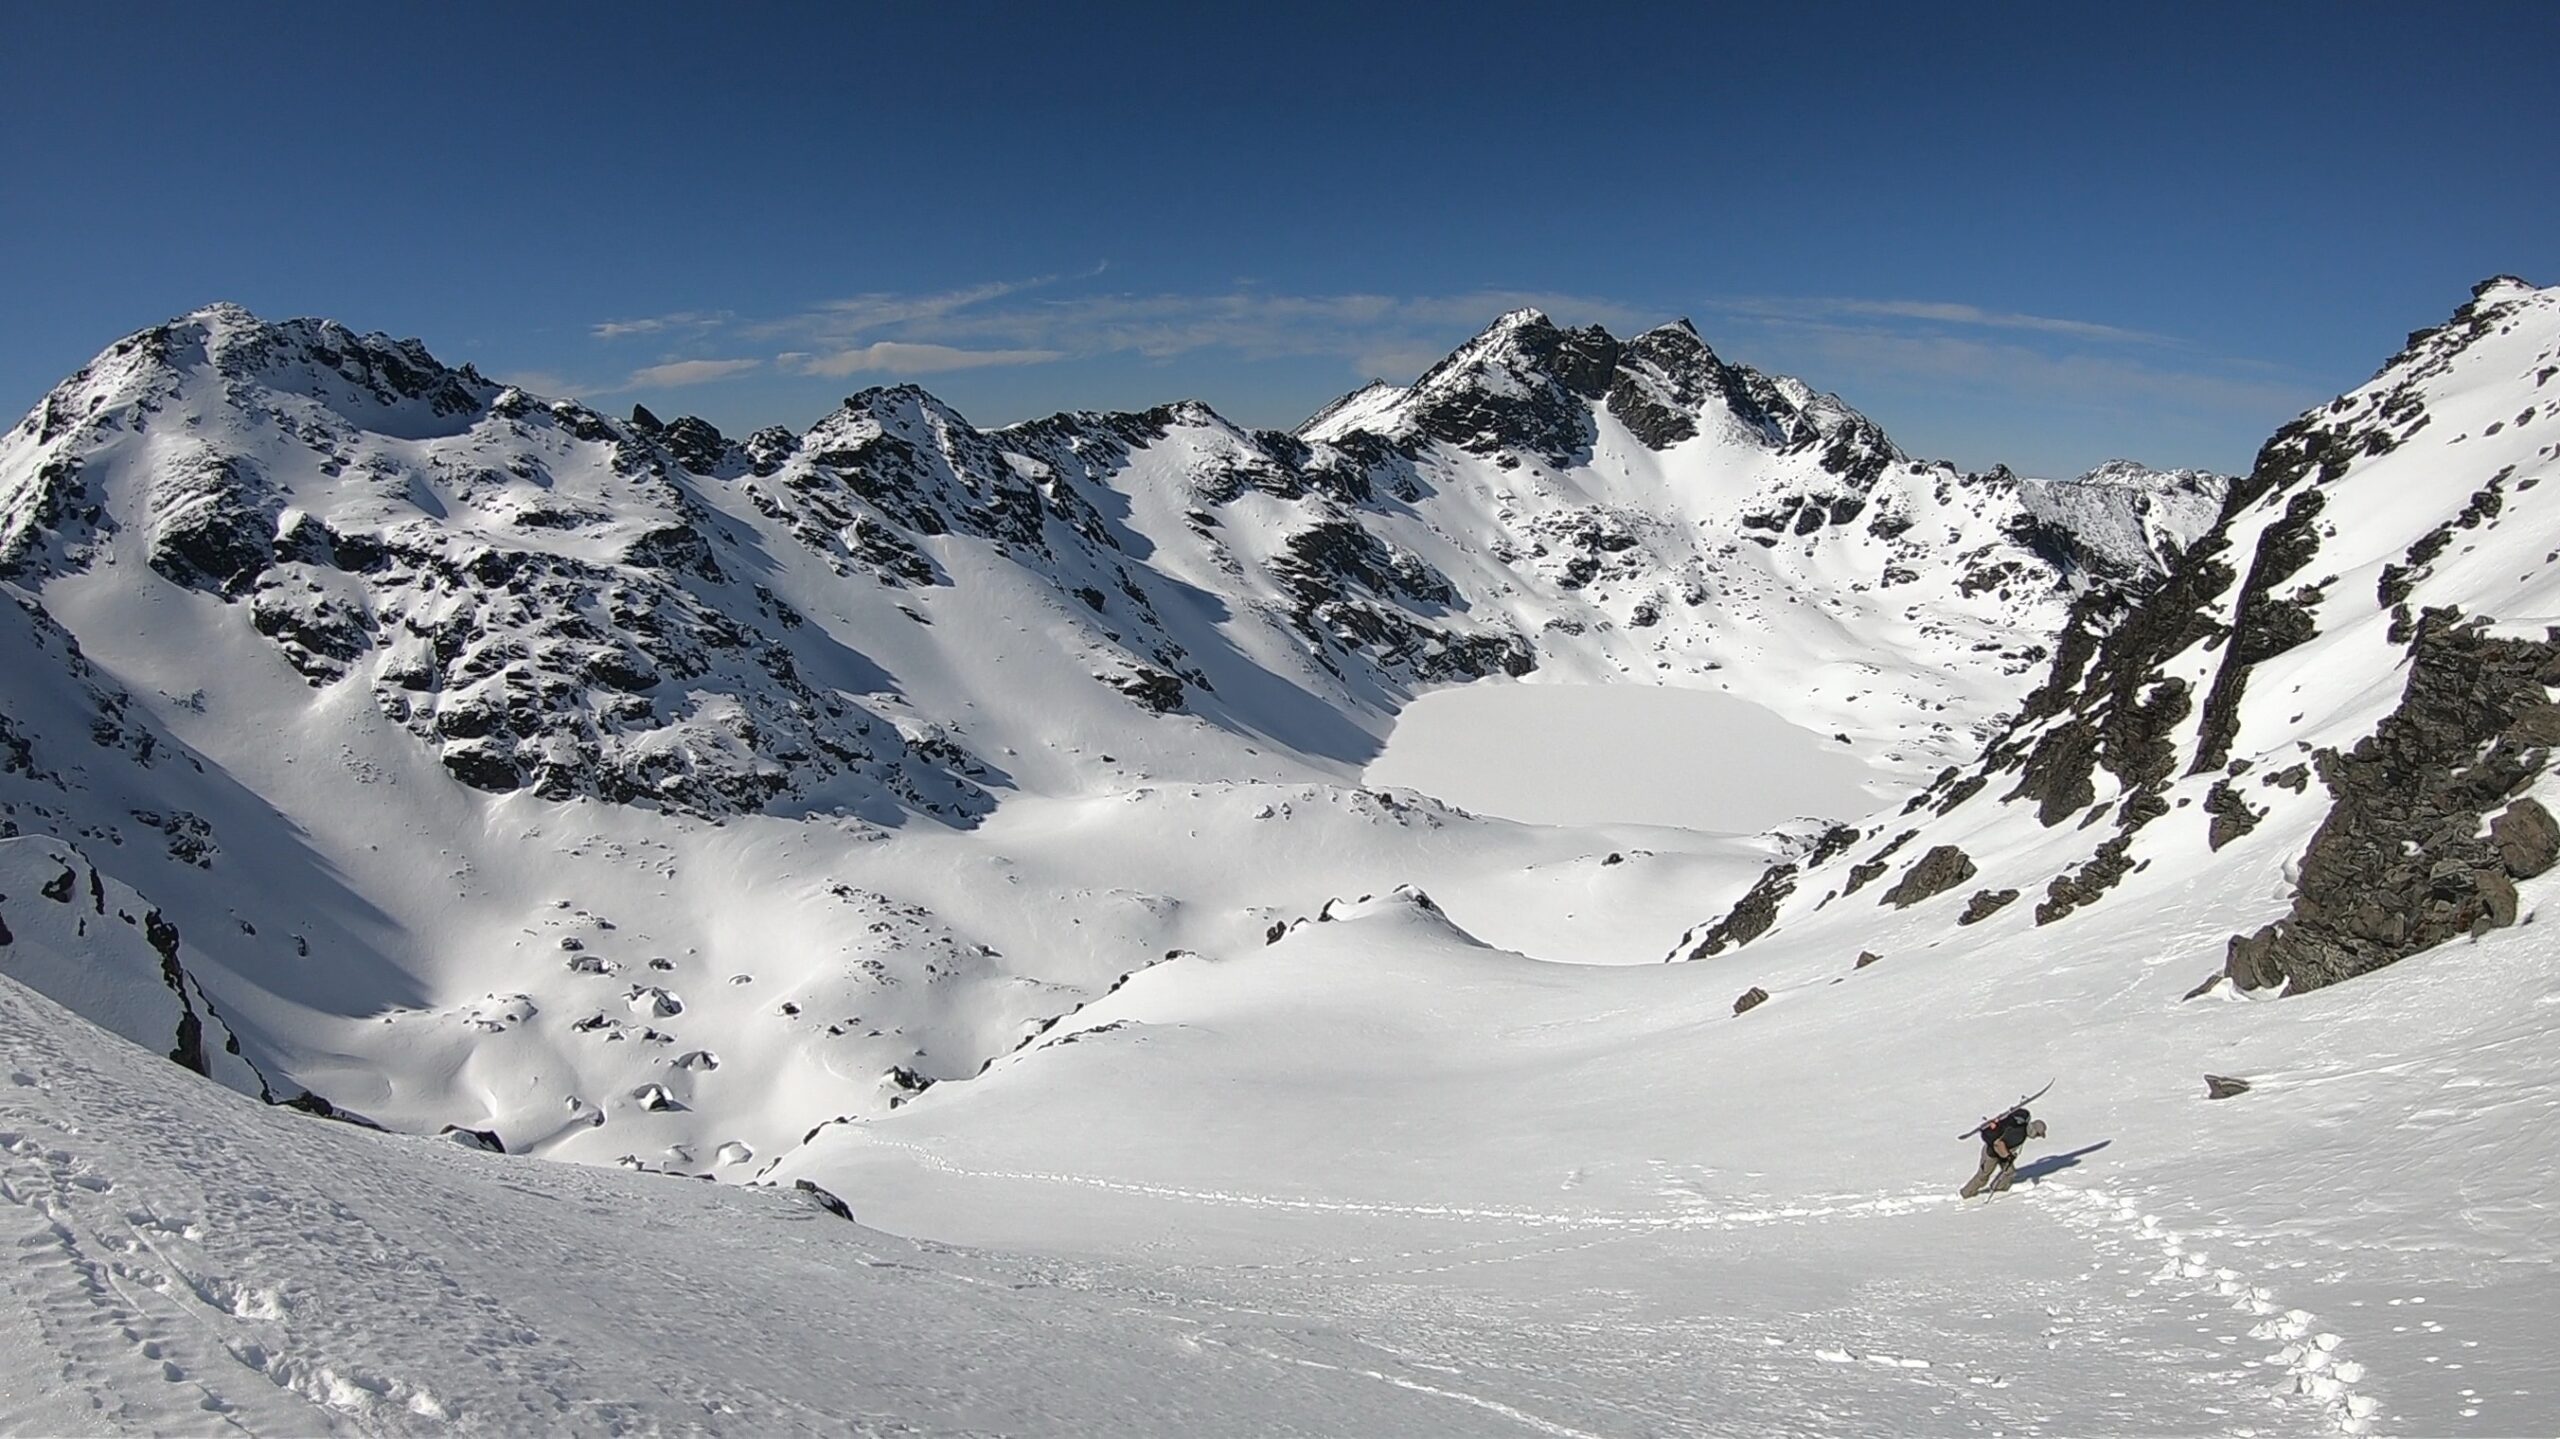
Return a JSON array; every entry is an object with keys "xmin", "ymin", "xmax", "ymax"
[{"xmin": 1959, "ymin": 1078, "xmax": 2053, "ymax": 1138}]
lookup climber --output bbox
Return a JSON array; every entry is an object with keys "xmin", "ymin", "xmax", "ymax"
[{"xmin": 1960, "ymin": 1105, "xmax": 2046, "ymax": 1198}]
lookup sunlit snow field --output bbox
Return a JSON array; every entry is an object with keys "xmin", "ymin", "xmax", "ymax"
[
  {"xmin": 1365, "ymin": 682, "xmax": 1888, "ymax": 832},
  {"xmin": 8, "ymin": 283, "xmax": 2560, "ymax": 1437}
]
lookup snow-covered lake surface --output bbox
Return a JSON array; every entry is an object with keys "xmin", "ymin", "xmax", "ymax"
[{"xmin": 1366, "ymin": 682, "xmax": 1888, "ymax": 831}]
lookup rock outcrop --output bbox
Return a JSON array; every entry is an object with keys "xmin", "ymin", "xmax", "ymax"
[
  {"xmin": 2223, "ymin": 618, "xmax": 2560, "ymax": 993},
  {"xmin": 1880, "ymin": 845, "xmax": 1977, "ymax": 909},
  {"xmin": 1668, "ymin": 862, "xmax": 1798, "ymax": 960}
]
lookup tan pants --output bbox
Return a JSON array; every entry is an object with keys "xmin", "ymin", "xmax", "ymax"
[{"xmin": 1960, "ymin": 1145, "xmax": 2016, "ymax": 1198}]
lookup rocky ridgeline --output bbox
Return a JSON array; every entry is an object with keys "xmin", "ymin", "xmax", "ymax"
[
  {"xmin": 1671, "ymin": 276, "xmax": 2560, "ymax": 996},
  {"xmin": 1329, "ymin": 310, "xmax": 2220, "ymax": 596},
  {"xmin": 0, "ymin": 303, "xmax": 2226, "ymax": 828}
]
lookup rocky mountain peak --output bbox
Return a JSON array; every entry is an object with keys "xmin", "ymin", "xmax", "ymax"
[
  {"xmin": 1415, "ymin": 308, "xmax": 1618, "ymax": 396},
  {"xmin": 832, "ymin": 382, "xmax": 973, "ymax": 434},
  {"xmin": 189, "ymin": 305, "xmax": 496, "ymax": 430},
  {"xmin": 2472, "ymin": 273, "xmax": 2537, "ymax": 304},
  {"xmin": 1668, "ymin": 277, "xmax": 2560, "ymax": 1000},
  {"xmin": 1352, "ymin": 311, "xmax": 1615, "ymax": 464},
  {"xmin": 1296, "ymin": 305, "xmax": 1926, "ymax": 484}
]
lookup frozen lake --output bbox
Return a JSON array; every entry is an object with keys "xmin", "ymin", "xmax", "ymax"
[{"xmin": 1365, "ymin": 681, "xmax": 1888, "ymax": 831}]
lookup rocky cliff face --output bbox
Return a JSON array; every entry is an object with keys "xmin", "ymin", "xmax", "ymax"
[{"xmin": 1671, "ymin": 277, "xmax": 2560, "ymax": 996}]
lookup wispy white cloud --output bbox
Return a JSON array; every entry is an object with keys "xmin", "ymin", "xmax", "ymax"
[
  {"xmin": 1736, "ymin": 315, "xmax": 2312, "ymax": 419},
  {"xmin": 787, "ymin": 342, "xmax": 1066, "ymax": 378},
  {"xmin": 1709, "ymin": 295, "xmax": 2176, "ymax": 347},
  {"xmin": 624, "ymin": 357, "xmax": 763, "ymax": 388},
  {"xmin": 592, "ymin": 310, "xmax": 734, "ymax": 341},
  {"xmin": 600, "ymin": 279, "xmax": 1649, "ymax": 387}
]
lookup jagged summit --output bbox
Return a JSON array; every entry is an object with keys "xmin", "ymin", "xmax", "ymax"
[
  {"xmin": 1670, "ymin": 275, "xmax": 2560, "ymax": 999},
  {"xmin": 1298, "ymin": 306, "xmax": 1913, "ymax": 476},
  {"xmin": 2473, "ymin": 273, "xmax": 2537, "ymax": 304}
]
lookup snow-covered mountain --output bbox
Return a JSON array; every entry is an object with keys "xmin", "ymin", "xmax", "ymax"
[
  {"xmin": 0, "ymin": 300, "xmax": 2214, "ymax": 1164},
  {"xmin": 1669, "ymin": 276, "xmax": 2560, "ymax": 993},
  {"xmin": 4, "ymin": 280, "xmax": 2558, "ymax": 1435}
]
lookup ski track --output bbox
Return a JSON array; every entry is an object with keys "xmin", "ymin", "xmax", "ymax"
[
  {"xmin": 0, "ymin": 1086, "xmax": 2396, "ymax": 1438},
  {"xmin": 1201, "ymin": 1331, "xmax": 1616, "ymax": 1439},
  {"xmin": 0, "ymin": 1098, "xmax": 710, "ymax": 1436},
  {"xmin": 866, "ymin": 1136, "xmax": 2386, "ymax": 1436}
]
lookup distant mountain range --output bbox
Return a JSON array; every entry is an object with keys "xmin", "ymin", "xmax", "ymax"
[{"xmin": 7, "ymin": 278, "xmax": 2548, "ymax": 1178}]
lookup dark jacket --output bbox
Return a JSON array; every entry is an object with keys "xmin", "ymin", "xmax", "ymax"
[{"xmin": 1983, "ymin": 1108, "xmax": 2033, "ymax": 1157}]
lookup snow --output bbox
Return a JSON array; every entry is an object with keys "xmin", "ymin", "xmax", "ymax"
[
  {"xmin": 1365, "ymin": 681, "xmax": 1885, "ymax": 831},
  {"xmin": 0, "ymin": 284, "xmax": 2556, "ymax": 1434},
  {"xmin": 15, "ymin": 839, "xmax": 2549, "ymax": 1433}
]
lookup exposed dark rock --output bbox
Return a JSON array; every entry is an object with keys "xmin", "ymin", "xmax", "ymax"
[
  {"xmin": 2204, "ymin": 1074, "xmax": 2254, "ymax": 1100},
  {"xmin": 792, "ymin": 1178, "xmax": 856, "ymax": 1221},
  {"xmin": 1933, "ymin": 772, "xmax": 1989, "ymax": 815},
  {"xmin": 2203, "ymin": 780, "xmax": 2266, "ymax": 851},
  {"xmin": 1854, "ymin": 950, "xmax": 1882, "ymax": 969},
  {"xmin": 1108, "ymin": 666, "xmax": 1186, "ymax": 713},
  {"xmin": 439, "ymin": 746, "xmax": 522, "ymax": 793},
  {"xmin": 1957, "ymin": 888, "xmax": 2021, "ymax": 925},
  {"xmin": 1405, "ymin": 312, "xmax": 1620, "ymax": 464},
  {"xmin": 439, "ymin": 1124, "xmax": 506, "ymax": 1152},
  {"xmin": 2191, "ymin": 489, "xmax": 2327, "ymax": 775},
  {"xmin": 1804, "ymin": 823, "xmax": 1862, "ymax": 868},
  {"xmin": 2036, "ymin": 833, "xmax": 2137, "ymax": 926},
  {"xmin": 1670, "ymin": 862, "xmax": 1797, "ymax": 959},
  {"xmin": 2511, "ymin": 703, "xmax": 2560, "ymax": 747},
  {"xmin": 1604, "ymin": 322, "xmax": 1754, "ymax": 450},
  {"xmin": 2263, "ymin": 763, "xmax": 2311, "ymax": 793},
  {"xmin": 276, "ymin": 1089, "xmax": 386, "ymax": 1129},
  {"xmin": 657, "ymin": 416, "xmax": 735, "ymax": 475},
  {"xmin": 1879, "ymin": 845, "xmax": 1976, "ymax": 909},
  {"xmin": 1842, "ymin": 859, "xmax": 1887, "ymax": 895},
  {"xmin": 2491, "ymin": 797, "xmax": 2560, "ymax": 877},
  {"xmin": 2118, "ymin": 788, "xmax": 2171, "ymax": 829},
  {"xmin": 2006, "ymin": 719, "xmax": 2099, "ymax": 827},
  {"xmin": 142, "ymin": 908, "xmax": 208, "ymax": 1076},
  {"xmin": 2223, "ymin": 619, "xmax": 2560, "ymax": 993},
  {"xmin": 145, "ymin": 452, "xmax": 280, "ymax": 596},
  {"xmin": 1733, "ymin": 986, "xmax": 1770, "ymax": 1015}
]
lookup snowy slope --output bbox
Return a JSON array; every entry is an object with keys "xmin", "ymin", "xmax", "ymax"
[
  {"xmin": 7, "ymin": 282, "xmax": 2558, "ymax": 1436},
  {"xmin": 786, "ymin": 279, "xmax": 2560, "ymax": 1436},
  {"xmin": 5, "ymin": 963, "xmax": 1702, "ymax": 1436},
  {"xmin": 797, "ymin": 856, "xmax": 2555, "ymax": 1435},
  {"xmin": 0, "ymin": 301, "xmax": 2219, "ymax": 1175}
]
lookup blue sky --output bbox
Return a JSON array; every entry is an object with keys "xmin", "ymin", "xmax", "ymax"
[{"xmin": 4, "ymin": 3, "xmax": 2554, "ymax": 475}]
